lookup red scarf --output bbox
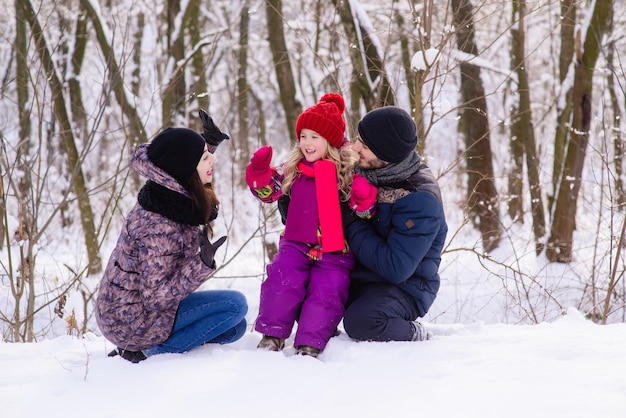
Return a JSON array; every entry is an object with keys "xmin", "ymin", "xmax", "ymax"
[{"xmin": 297, "ymin": 160, "xmax": 344, "ymax": 252}]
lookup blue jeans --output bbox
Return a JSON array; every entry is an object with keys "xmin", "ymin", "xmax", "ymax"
[{"xmin": 143, "ymin": 290, "xmax": 248, "ymax": 356}]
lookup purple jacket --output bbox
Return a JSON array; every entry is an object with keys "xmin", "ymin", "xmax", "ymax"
[
  {"xmin": 249, "ymin": 160, "xmax": 327, "ymax": 245},
  {"xmin": 95, "ymin": 144, "xmax": 214, "ymax": 351}
]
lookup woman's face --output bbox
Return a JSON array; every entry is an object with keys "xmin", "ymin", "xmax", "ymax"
[
  {"xmin": 299, "ymin": 129, "xmax": 328, "ymax": 162},
  {"xmin": 196, "ymin": 145, "xmax": 217, "ymax": 184}
]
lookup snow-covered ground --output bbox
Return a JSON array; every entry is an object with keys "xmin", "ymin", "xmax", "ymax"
[{"xmin": 1, "ymin": 307, "xmax": 625, "ymax": 418}]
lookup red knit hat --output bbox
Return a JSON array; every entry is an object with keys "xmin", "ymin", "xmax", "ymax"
[{"xmin": 295, "ymin": 93, "xmax": 346, "ymax": 148}]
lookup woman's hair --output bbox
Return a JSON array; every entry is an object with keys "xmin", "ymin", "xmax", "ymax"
[
  {"xmin": 184, "ymin": 174, "xmax": 220, "ymax": 236},
  {"xmin": 281, "ymin": 141, "xmax": 359, "ymax": 201}
]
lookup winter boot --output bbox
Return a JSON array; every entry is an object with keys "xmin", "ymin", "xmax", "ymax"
[
  {"xmin": 411, "ymin": 321, "xmax": 432, "ymax": 341},
  {"xmin": 295, "ymin": 345, "xmax": 321, "ymax": 358},
  {"xmin": 108, "ymin": 347, "xmax": 147, "ymax": 363},
  {"xmin": 257, "ymin": 335, "xmax": 285, "ymax": 351}
]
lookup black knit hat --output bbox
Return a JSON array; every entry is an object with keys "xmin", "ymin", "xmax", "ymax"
[
  {"xmin": 147, "ymin": 127, "xmax": 206, "ymax": 183},
  {"xmin": 357, "ymin": 107, "xmax": 418, "ymax": 163}
]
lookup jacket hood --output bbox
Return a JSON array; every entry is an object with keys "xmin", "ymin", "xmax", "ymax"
[{"xmin": 132, "ymin": 144, "xmax": 190, "ymax": 197}]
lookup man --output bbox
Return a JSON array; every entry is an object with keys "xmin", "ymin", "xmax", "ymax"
[{"xmin": 341, "ymin": 106, "xmax": 448, "ymax": 342}]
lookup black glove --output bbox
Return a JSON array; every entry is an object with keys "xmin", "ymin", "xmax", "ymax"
[
  {"xmin": 199, "ymin": 109, "xmax": 230, "ymax": 146},
  {"xmin": 199, "ymin": 225, "xmax": 227, "ymax": 268},
  {"xmin": 340, "ymin": 200, "xmax": 360, "ymax": 230},
  {"xmin": 277, "ymin": 195, "xmax": 290, "ymax": 225}
]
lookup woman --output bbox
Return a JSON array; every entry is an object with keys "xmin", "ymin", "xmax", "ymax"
[{"xmin": 95, "ymin": 118, "xmax": 247, "ymax": 363}]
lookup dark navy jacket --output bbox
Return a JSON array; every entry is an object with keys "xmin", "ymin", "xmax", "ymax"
[{"xmin": 345, "ymin": 164, "xmax": 447, "ymax": 316}]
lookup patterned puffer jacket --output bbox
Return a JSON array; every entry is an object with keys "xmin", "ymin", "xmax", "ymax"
[{"xmin": 95, "ymin": 144, "xmax": 214, "ymax": 351}]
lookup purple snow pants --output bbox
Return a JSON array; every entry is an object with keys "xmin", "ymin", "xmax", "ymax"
[{"xmin": 255, "ymin": 238, "xmax": 355, "ymax": 351}]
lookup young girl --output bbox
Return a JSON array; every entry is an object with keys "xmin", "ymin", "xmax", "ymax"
[
  {"xmin": 96, "ymin": 116, "xmax": 248, "ymax": 363},
  {"xmin": 245, "ymin": 93, "xmax": 376, "ymax": 357}
]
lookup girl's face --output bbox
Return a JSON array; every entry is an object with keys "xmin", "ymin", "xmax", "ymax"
[
  {"xmin": 196, "ymin": 145, "xmax": 217, "ymax": 184},
  {"xmin": 299, "ymin": 129, "xmax": 328, "ymax": 162}
]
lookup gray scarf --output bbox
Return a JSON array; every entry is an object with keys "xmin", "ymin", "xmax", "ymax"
[{"xmin": 355, "ymin": 152, "xmax": 421, "ymax": 187}]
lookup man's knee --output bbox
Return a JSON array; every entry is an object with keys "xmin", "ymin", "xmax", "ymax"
[{"xmin": 343, "ymin": 303, "xmax": 378, "ymax": 341}]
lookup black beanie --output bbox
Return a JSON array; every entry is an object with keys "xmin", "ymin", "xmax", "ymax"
[
  {"xmin": 357, "ymin": 107, "xmax": 418, "ymax": 163},
  {"xmin": 147, "ymin": 127, "xmax": 206, "ymax": 183}
]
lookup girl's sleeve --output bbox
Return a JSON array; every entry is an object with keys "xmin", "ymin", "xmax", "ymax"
[{"xmin": 249, "ymin": 163, "xmax": 285, "ymax": 204}]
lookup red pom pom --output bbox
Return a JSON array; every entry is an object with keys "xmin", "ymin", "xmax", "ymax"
[{"xmin": 319, "ymin": 93, "xmax": 345, "ymax": 113}]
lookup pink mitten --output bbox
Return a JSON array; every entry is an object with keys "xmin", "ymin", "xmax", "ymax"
[
  {"xmin": 350, "ymin": 174, "xmax": 377, "ymax": 215},
  {"xmin": 245, "ymin": 146, "xmax": 273, "ymax": 189}
]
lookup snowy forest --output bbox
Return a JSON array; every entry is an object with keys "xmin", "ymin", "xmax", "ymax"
[{"xmin": 1, "ymin": 0, "xmax": 625, "ymax": 343}]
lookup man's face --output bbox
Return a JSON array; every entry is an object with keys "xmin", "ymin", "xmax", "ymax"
[{"xmin": 351, "ymin": 136, "xmax": 389, "ymax": 170}]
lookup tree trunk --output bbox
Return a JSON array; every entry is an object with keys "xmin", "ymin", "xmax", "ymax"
[
  {"xmin": 131, "ymin": 12, "xmax": 144, "ymax": 98},
  {"xmin": 404, "ymin": 0, "xmax": 433, "ymax": 154},
  {"xmin": 11, "ymin": 0, "xmax": 31, "ymax": 251},
  {"xmin": 334, "ymin": 0, "xmax": 396, "ymax": 111},
  {"xmin": 237, "ymin": 0, "xmax": 251, "ymax": 187},
  {"xmin": 397, "ymin": 7, "xmax": 416, "ymax": 115},
  {"xmin": 80, "ymin": 0, "xmax": 147, "ymax": 149},
  {"xmin": 0, "ymin": 173, "xmax": 4, "ymax": 251},
  {"xmin": 508, "ymin": 102, "xmax": 524, "ymax": 224},
  {"xmin": 551, "ymin": 0, "xmax": 577, "ymax": 209},
  {"xmin": 452, "ymin": 0, "xmax": 501, "ymax": 252},
  {"xmin": 188, "ymin": 0, "xmax": 207, "ymax": 112},
  {"xmin": 68, "ymin": 9, "xmax": 89, "ymax": 145},
  {"xmin": 546, "ymin": 0, "xmax": 613, "ymax": 262},
  {"xmin": 266, "ymin": 0, "xmax": 302, "ymax": 144},
  {"xmin": 508, "ymin": 0, "xmax": 524, "ymax": 223},
  {"xmin": 6, "ymin": 0, "xmax": 32, "ymax": 339},
  {"xmin": 607, "ymin": 29, "xmax": 625, "ymax": 208},
  {"xmin": 19, "ymin": 0, "xmax": 102, "ymax": 275},
  {"xmin": 559, "ymin": 0, "xmax": 576, "ymax": 83},
  {"xmin": 162, "ymin": 0, "xmax": 186, "ymax": 125},
  {"xmin": 510, "ymin": 0, "xmax": 546, "ymax": 253}
]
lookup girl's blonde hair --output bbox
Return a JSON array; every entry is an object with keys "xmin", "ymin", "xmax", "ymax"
[{"xmin": 281, "ymin": 140, "xmax": 359, "ymax": 201}]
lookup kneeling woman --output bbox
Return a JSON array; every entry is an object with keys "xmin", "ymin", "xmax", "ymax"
[{"xmin": 96, "ymin": 122, "xmax": 247, "ymax": 363}]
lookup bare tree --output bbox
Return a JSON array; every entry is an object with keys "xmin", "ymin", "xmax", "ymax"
[
  {"xmin": 406, "ymin": 0, "xmax": 430, "ymax": 153},
  {"xmin": 0, "ymin": 171, "xmax": 5, "ymax": 251},
  {"xmin": 266, "ymin": 0, "xmax": 302, "ymax": 144},
  {"xmin": 334, "ymin": 0, "xmax": 397, "ymax": 112},
  {"xmin": 19, "ymin": 0, "xmax": 102, "ymax": 276},
  {"xmin": 547, "ymin": 0, "xmax": 613, "ymax": 263},
  {"xmin": 80, "ymin": 0, "xmax": 147, "ymax": 149},
  {"xmin": 405, "ymin": 0, "xmax": 453, "ymax": 157},
  {"xmin": 508, "ymin": 0, "xmax": 545, "ymax": 254},
  {"xmin": 451, "ymin": 0, "xmax": 501, "ymax": 252},
  {"xmin": 236, "ymin": 0, "xmax": 252, "ymax": 187},
  {"xmin": 551, "ymin": 0, "xmax": 577, "ymax": 205},
  {"xmin": 161, "ymin": 0, "xmax": 186, "ymax": 125},
  {"xmin": 189, "ymin": 0, "xmax": 207, "ymax": 111},
  {"xmin": 606, "ymin": 15, "xmax": 625, "ymax": 208}
]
